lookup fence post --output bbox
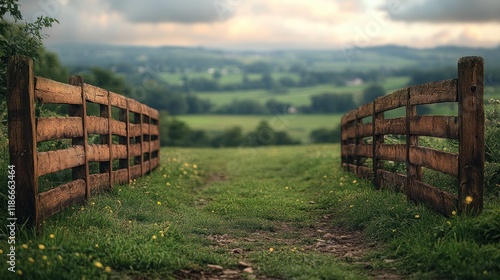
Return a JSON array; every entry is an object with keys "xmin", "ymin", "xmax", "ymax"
[
  {"xmin": 457, "ymin": 56, "xmax": 484, "ymax": 215},
  {"xmin": 7, "ymin": 56, "xmax": 38, "ymax": 227},
  {"xmin": 119, "ymin": 101, "xmax": 130, "ymax": 183},
  {"xmin": 99, "ymin": 91, "xmax": 113, "ymax": 188},
  {"xmin": 68, "ymin": 75, "xmax": 90, "ymax": 200},
  {"xmin": 405, "ymin": 87, "xmax": 423, "ymax": 201},
  {"xmin": 372, "ymin": 101, "xmax": 384, "ymax": 189}
]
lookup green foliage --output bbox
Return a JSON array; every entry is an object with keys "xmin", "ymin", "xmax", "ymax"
[
  {"xmin": 361, "ymin": 84, "xmax": 385, "ymax": 105},
  {"xmin": 309, "ymin": 126, "xmax": 341, "ymax": 143},
  {"xmin": 160, "ymin": 115, "xmax": 300, "ymax": 147},
  {"xmin": 82, "ymin": 67, "xmax": 130, "ymax": 95},
  {"xmin": 309, "ymin": 93, "xmax": 356, "ymax": 113},
  {"xmin": 0, "ymin": 0, "xmax": 58, "ymax": 96},
  {"xmin": 216, "ymin": 99, "xmax": 269, "ymax": 114},
  {"xmin": 485, "ymin": 99, "xmax": 500, "ymax": 197},
  {"xmin": 245, "ymin": 121, "xmax": 301, "ymax": 146},
  {"xmin": 33, "ymin": 47, "xmax": 68, "ymax": 82},
  {"xmin": 319, "ymin": 172, "xmax": 500, "ymax": 279}
]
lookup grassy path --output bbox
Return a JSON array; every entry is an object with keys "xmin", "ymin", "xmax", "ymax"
[
  {"xmin": 3, "ymin": 144, "xmax": 499, "ymax": 279},
  {"xmin": 1, "ymin": 145, "xmax": 386, "ymax": 279}
]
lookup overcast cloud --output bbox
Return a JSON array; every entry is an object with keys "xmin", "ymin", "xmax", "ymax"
[
  {"xmin": 14, "ymin": 0, "xmax": 500, "ymax": 49},
  {"xmin": 387, "ymin": 0, "xmax": 500, "ymax": 23},
  {"xmin": 103, "ymin": 0, "xmax": 229, "ymax": 24}
]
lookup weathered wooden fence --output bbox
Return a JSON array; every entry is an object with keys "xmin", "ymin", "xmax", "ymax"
[
  {"xmin": 341, "ymin": 56, "xmax": 484, "ymax": 216},
  {"xmin": 7, "ymin": 56, "xmax": 160, "ymax": 228}
]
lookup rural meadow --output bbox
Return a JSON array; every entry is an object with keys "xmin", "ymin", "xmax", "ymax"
[{"xmin": 1, "ymin": 0, "xmax": 500, "ymax": 279}]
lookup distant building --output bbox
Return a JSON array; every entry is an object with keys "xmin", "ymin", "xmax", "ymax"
[
  {"xmin": 287, "ymin": 106, "xmax": 298, "ymax": 114},
  {"xmin": 346, "ymin": 78, "xmax": 363, "ymax": 86}
]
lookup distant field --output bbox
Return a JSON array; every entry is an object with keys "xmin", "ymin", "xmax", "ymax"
[
  {"xmin": 159, "ymin": 72, "xmax": 301, "ymax": 87},
  {"xmin": 194, "ymin": 76, "xmax": 411, "ymax": 108},
  {"xmin": 176, "ymin": 114, "xmax": 342, "ymax": 143}
]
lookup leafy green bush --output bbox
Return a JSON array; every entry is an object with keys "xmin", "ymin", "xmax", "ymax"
[{"xmin": 485, "ymin": 99, "xmax": 500, "ymax": 198}]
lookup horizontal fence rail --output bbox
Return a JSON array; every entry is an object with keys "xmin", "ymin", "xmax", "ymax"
[
  {"xmin": 341, "ymin": 56, "xmax": 485, "ymax": 216},
  {"xmin": 7, "ymin": 56, "xmax": 160, "ymax": 228}
]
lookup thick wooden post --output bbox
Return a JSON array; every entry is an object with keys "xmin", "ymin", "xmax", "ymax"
[
  {"xmin": 372, "ymin": 101, "xmax": 384, "ymax": 189},
  {"xmin": 406, "ymin": 87, "xmax": 423, "ymax": 201},
  {"xmin": 7, "ymin": 56, "xmax": 38, "ymax": 227},
  {"xmin": 457, "ymin": 56, "xmax": 484, "ymax": 215},
  {"xmin": 134, "ymin": 110, "xmax": 143, "ymax": 176},
  {"xmin": 99, "ymin": 91, "xmax": 113, "ymax": 188},
  {"xmin": 68, "ymin": 76, "xmax": 90, "ymax": 200},
  {"xmin": 119, "ymin": 103, "xmax": 130, "ymax": 183}
]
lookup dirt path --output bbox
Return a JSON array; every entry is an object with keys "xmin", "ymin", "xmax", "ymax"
[{"xmin": 177, "ymin": 214, "xmax": 405, "ymax": 280}]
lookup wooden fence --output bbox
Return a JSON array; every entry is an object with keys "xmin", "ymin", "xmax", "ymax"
[
  {"xmin": 7, "ymin": 56, "xmax": 160, "ymax": 228},
  {"xmin": 341, "ymin": 56, "xmax": 484, "ymax": 216}
]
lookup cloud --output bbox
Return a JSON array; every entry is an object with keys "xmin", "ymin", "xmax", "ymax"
[
  {"xmin": 386, "ymin": 0, "xmax": 500, "ymax": 22},
  {"xmin": 103, "ymin": 0, "xmax": 230, "ymax": 24}
]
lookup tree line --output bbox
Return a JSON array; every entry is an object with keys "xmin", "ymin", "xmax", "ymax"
[{"xmin": 160, "ymin": 117, "xmax": 342, "ymax": 147}]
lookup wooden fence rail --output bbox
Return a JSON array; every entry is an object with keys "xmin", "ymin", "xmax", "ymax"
[
  {"xmin": 341, "ymin": 56, "xmax": 484, "ymax": 216},
  {"xmin": 7, "ymin": 56, "xmax": 160, "ymax": 228}
]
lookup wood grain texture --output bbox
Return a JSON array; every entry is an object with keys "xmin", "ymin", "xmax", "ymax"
[
  {"xmin": 8, "ymin": 56, "xmax": 39, "ymax": 227},
  {"xmin": 409, "ymin": 146, "xmax": 458, "ymax": 177},
  {"xmin": 407, "ymin": 180, "xmax": 457, "ymax": 216},
  {"xmin": 375, "ymin": 117, "xmax": 406, "ymax": 135},
  {"xmin": 35, "ymin": 76, "xmax": 82, "ymax": 105},
  {"xmin": 37, "ymin": 117, "xmax": 83, "ymax": 142},
  {"xmin": 84, "ymin": 83, "xmax": 108, "ymax": 105},
  {"xmin": 38, "ymin": 179, "xmax": 86, "ymax": 221},
  {"xmin": 457, "ymin": 56, "xmax": 484, "ymax": 214},
  {"xmin": 374, "ymin": 88, "xmax": 407, "ymax": 113},
  {"xmin": 409, "ymin": 79, "xmax": 457, "ymax": 105},
  {"xmin": 378, "ymin": 144, "xmax": 406, "ymax": 162},
  {"xmin": 409, "ymin": 116, "xmax": 458, "ymax": 139},
  {"xmin": 38, "ymin": 146, "xmax": 85, "ymax": 176}
]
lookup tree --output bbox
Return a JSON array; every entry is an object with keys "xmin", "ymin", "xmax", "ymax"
[
  {"xmin": 361, "ymin": 84, "xmax": 385, "ymax": 105},
  {"xmin": 82, "ymin": 67, "xmax": 131, "ymax": 96},
  {"xmin": 310, "ymin": 93, "xmax": 356, "ymax": 113},
  {"xmin": 1, "ymin": 0, "xmax": 58, "ymax": 97},
  {"xmin": 310, "ymin": 126, "xmax": 341, "ymax": 143}
]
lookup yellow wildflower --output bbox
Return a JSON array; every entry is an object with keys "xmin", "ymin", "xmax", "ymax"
[
  {"xmin": 28, "ymin": 257, "xmax": 35, "ymax": 263},
  {"xmin": 22, "ymin": 244, "xmax": 28, "ymax": 249},
  {"xmin": 465, "ymin": 196, "xmax": 473, "ymax": 204},
  {"xmin": 415, "ymin": 214, "xmax": 421, "ymax": 219},
  {"xmin": 49, "ymin": 234, "xmax": 55, "ymax": 239},
  {"xmin": 17, "ymin": 270, "xmax": 23, "ymax": 276},
  {"xmin": 105, "ymin": 266, "xmax": 112, "ymax": 273},
  {"xmin": 157, "ymin": 201, "xmax": 161, "ymax": 205},
  {"xmin": 152, "ymin": 235, "xmax": 157, "ymax": 240},
  {"xmin": 0, "ymin": 249, "xmax": 3, "ymax": 254},
  {"xmin": 58, "ymin": 255, "xmax": 63, "ymax": 261},
  {"xmin": 451, "ymin": 210, "xmax": 457, "ymax": 216},
  {"xmin": 38, "ymin": 244, "xmax": 46, "ymax": 250},
  {"xmin": 42, "ymin": 255, "xmax": 48, "ymax": 261},
  {"xmin": 269, "ymin": 248, "xmax": 275, "ymax": 252},
  {"xmin": 94, "ymin": 261, "xmax": 103, "ymax": 269}
]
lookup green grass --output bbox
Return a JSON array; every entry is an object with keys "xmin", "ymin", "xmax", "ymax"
[
  {"xmin": 0, "ymin": 145, "xmax": 367, "ymax": 279},
  {"xmin": 159, "ymin": 72, "xmax": 301, "ymax": 87},
  {"xmin": 176, "ymin": 114, "xmax": 342, "ymax": 143},
  {"xmin": 1, "ymin": 145, "xmax": 499, "ymax": 279},
  {"xmin": 195, "ymin": 76, "xmax": 411, "ymax": 108}
]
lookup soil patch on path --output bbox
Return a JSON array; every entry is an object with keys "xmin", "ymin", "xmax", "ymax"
[{"xmin": 177, "ymin": 215, "xmax": 405, "ymax": 279}]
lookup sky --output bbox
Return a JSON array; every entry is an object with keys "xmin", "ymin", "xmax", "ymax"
[{"xmin": 17, "ymin": 0, "xmax": 500, "ymax": 50}]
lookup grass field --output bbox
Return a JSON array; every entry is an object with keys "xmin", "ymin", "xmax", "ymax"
[
  {"xmin": 194, "ymin": 76, "xmax": 411, "ymax": 109},
  {"xmin": 176, "ymin": 114, "xmax": 343, "ymax": 143},
  {"xmin": 2, "ymin": 145, "xmax": 499, "ymax": 279},
  {"xmin": 159, "ymin": 72, "xmax": 301, "ymax": 87}
]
